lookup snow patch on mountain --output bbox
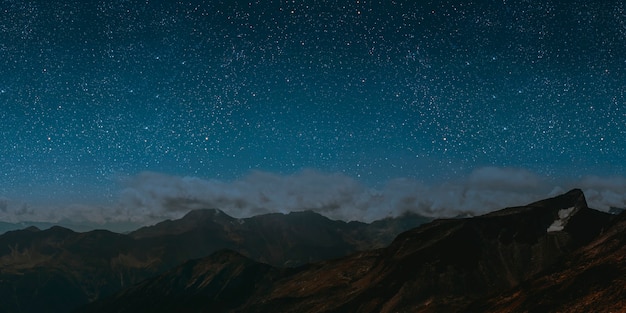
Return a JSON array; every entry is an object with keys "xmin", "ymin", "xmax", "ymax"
[{"xmin": 547, "ymin": 207, "xmax": 576, "ymax": 232}]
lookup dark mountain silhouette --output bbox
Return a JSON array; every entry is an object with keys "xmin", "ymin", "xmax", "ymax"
[
  {"xmin": 467, "ymin": 206, "xmax": 626, "ymax": 312},
  {"xmin": 75, "ymin": 250, "xmax": 286, "ymax": 313},
  {"xmin": 0, "ymin": 220, "xmax": 142, "ymax": 234},
  {"xmin": 0, "ymin": 226, "xmax": 151, "ymax": 313},
  {"xmin": 77, "ymin": 189, "xmax": 617, "ymax": 313},
  {"xmin": 128, "ymin": 208, "xmax": 431, "ymax": 267},
  {"xmin": 0, "ymin": 209, "xmax": 428, "ymax": 313},
  {"xmin": 0, "ymin": 221, "xmax": 57, "ymax": 235}
]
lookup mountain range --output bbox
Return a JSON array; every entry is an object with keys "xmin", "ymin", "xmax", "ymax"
[
  {"xmin": 76, "ymin": 189, "xmax": 623, "ymax": 312},
  {"xmin": 2, "ymin": 189, "xmax": 625, "ymax": 312},
  {"xmin": 0, "ymin": 208, "xmax": 429, "ymax": 313},
  {"xmin": 0, "ymin": 220, "xmax": 145, "ymax": 235}
]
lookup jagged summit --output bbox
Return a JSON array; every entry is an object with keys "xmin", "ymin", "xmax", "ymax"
[
  {"xmin": 484, "ymin": 188, "xmax": 588, "ymax": 218},
  {"xmin": 530, "ymin": 188, "xmax": 588, "ymax": 210}
]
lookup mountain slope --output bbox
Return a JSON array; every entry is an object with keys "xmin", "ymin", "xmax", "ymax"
[
  {"xmin": 79, "ymin": 250, "xmax": 285, "ymax": 313},
  {"xmin": 250, "ymin": 189, "xmax": 610, "ymax": 313},
  {"xmin": 0, "ymin": 227, "xmax": 151, "ymax": 313},
  {"xmin": 0, "ymin": 209, "xmax": 427, "ymax": 313},
  {"xmin": 77, "ymin": 189, "xmax": 613, "ymax": 313},
  {"xmin": 468, "ymin": 209, "xmax": 626, "ymax": 312}
]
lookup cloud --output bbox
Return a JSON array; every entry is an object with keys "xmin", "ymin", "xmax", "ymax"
[
  {"xmin": 119, "ymin": 170, "xmax": 375, "ymax": 221},
  {"xmin": 117, "ymin": 167, "xmax": 559, "ymax": 223},
  {"xmin": 0, "ymin": 197, "xmax": 8, "ymax": 213},
  {"xmin": 1, "ymin": 167, "xmax": 625, "ymax": 229},
  {"xmin": 467, "ymin": 167, "xmax": 544, "ymax": 191},
  {"xmin": 577, "ymin": 176, "xmax": 626, "ymax": 211}
]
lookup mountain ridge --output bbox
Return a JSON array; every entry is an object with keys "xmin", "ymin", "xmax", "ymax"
[
  {"xmin": 76, "ymin": 189, "xmax": 616, "ymax": 313},
  {"xmin": 0, "ymin": 208, "xmax": 429, "ymax": 313}
]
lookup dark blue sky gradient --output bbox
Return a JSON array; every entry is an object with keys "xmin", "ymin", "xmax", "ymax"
[{"xmin": 0, "ymin": 0, "xmax": 624, "ymax": 207}]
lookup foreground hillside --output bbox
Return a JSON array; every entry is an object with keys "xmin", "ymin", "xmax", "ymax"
[
  {"xmin": 78, "ymin": 189, "xmax": 618, "ymax": 313},
  {"xmin": 468, "ymin": 205, "xmax": 626, "ymax": 312},
  {"xmin": 0, "ymin": 210, "xmax": 427, "ymax": 313}
]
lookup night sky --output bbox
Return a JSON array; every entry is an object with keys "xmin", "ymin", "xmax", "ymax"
[{"xmin": 0, "ymin": 0, "xmax": 625, "ymax": 225}]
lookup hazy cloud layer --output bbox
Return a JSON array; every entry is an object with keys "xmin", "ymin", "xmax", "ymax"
[
  {"xmin": 1, "ymin": 167, "xmax": 625, "ymax": 228},
  {"xmin": 118, "ymin": 167, "xmax": 626, "ymax": 223}
]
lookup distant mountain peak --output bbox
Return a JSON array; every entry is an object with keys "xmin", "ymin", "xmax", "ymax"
[
  {"xmin": 181, "ymin": 208, "xmax": 231, "ymax": 220},
  {"xmin": 23, "ymin": 226, "xmax": 40, "ymax": 232},
  {"xmin": 47, "ymin": 225, "xmax": 75, "ymax": 234},
  {"xmin": 130, "ymin": 208, "xmax": 236, "ymax": 239},
  {"xmin": 485, "ymin": 188, "xmax": 588, "ymax": 219}
]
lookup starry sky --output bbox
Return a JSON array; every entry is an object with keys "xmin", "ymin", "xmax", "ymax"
[{"xmin": 0, "ymin": 0, "xmax": 625, "ymax": 221}]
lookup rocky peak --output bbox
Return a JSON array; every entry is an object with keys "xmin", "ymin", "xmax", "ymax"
[
  {"xmin": 180, "ymin": 208, "xmax": 233, "ymax": 223},
  {"xmin": 23, "ymin": 226, "xmax": 40, "ymax": 232}
]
